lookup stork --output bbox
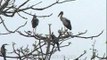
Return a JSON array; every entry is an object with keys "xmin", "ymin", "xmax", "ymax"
[
  {"xmin": 51, "ymin": 32, "xmax": 60, "ymax": 51},
  {"xmin": 31, "ymin": 15, "xmax": 39, "ymax": 34},
  {"xmin": 1, "ymin": 44, "xmax": 8, "ymax": 60},
  {"xmin": 58, "ymin": 11, "xmax": 72, "ymax": 30}
]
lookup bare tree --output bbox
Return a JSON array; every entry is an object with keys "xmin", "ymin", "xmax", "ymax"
[{"xmin": 0, "ymin": 0, "xmax": 105, "ymax": 60}]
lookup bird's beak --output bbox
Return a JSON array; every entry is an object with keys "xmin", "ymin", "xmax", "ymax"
[
  {"xmin": 4, "ymin": 44, "xmax": 9, "ymax": 45},
  {"xmin": 58, "ymin": 13, "xmax": 61, "ymax": 17},
  {"xmin": 58, "ymin": 11, "xmax": 63, "ymax": 17}
]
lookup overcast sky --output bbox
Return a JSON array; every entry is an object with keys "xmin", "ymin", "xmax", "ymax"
[{"xmin": 0, "ymin": 0, "xmax": 106, "ymax": 60}]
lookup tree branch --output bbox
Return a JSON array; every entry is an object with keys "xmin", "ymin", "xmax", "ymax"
[{"xmin": 0, "ymin": 17, "xmax": 27, "ymax": 35}]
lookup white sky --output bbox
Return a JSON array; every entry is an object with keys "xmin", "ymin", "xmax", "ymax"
[{"xmin": 0, "ymin": 0, "xmax": 106, "ymax": 60}]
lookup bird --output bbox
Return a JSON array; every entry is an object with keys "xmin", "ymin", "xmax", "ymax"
[
  {"xmin": 31, "ymin": 15, "xmax": 39, "ymax": 34},
  {"xmin": 51, "ymin": 32, "xmax": 60, "ymax": 51},
  {"xmin": 1, "ymin": 44, "xmax": 8, "ymax": 60},
  {"xmin": 58, "ymin": 11, "xmax": 72, "ymax": 30}
]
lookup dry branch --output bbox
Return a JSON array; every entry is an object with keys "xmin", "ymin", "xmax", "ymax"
[
  {"xmin": 0, "ymin": 16, "xmax": 27, "ymax": 35},
  {"xmin": 0, "ymin": 0, "xmax": 105, "ymax": 60}
]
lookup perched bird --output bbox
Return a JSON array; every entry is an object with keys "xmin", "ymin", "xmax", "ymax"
[
  {"xmin": 51, "ymin": 32, "xmax": 60, "ymax": 51},
  {"xmin": 1, "ymin": 44, "xmax": 8, "ymax": 60},
  {"xmin": 58, "ymin": 11, "xmax": 72, "ymax": 30},
  {"xmin": 31, "ymin": 15, "xmax": 39, "ymax": 34}
]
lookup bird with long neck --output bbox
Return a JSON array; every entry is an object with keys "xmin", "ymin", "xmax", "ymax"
[
  {"xmin": 58, "ymin": 11, "xmax": 72, "ymax": 30},
  {"xmin": 51, "ymin": 32, "xmax": 60, "ymax": 51},
  {"xmin": 1, "ymin": 44, "xmax": 8, "ymax": 60},
  {"xmin": 31, "ymin": 15, "xmax": 39, "ymax": 35}
]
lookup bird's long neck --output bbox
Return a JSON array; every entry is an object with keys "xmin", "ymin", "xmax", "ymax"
[
  {"xmin": 2, "ymin": 45, "xmax": 6, "ymax": 51},
  {"xmin": 2, "ymin": 45, "xmax": 5, "ymax": 49},
  {"xmin": 60, "ymin": 15, "xmax": 63, "ymax": 20}
]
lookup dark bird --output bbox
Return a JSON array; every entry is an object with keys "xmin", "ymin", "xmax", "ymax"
[
  {"xmin": 31, "ymin": 15, "xmax": 39, "ymax": 34},
  {"xmin": 51, "ymin": 32, "xmax": 60, "ymax": 51},
  {"xmin": 58, "ymin": 11, "xmax": 72, "ymax": 30},
  {"xmin": 1, "ymin": 44, "xmax": 8, "ymax": 60}
]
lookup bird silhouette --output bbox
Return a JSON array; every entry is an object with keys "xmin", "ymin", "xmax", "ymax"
[
  {"xmin": 31, "ymin": 15, "xmax": 39, "ymax": 34},
  {"xmin": 1, "ymin": 44, "xmax": 8, "ymax": 60},
  {"xmin": 51, "ymin": 32, "xmax": 60, "ymax": 51},
  {"xmin": 58, "ymin": 11, "xmax": 72, "ymax": 30}
]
